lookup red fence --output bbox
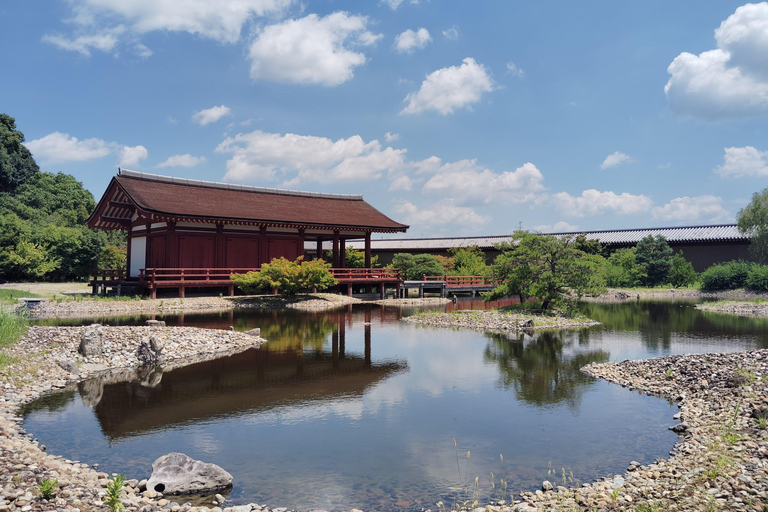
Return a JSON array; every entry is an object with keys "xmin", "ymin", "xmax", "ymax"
[
  {"xmin": 330, "ymin": 268, "xmax": 401, "ymax": 282},
  {"xmin": 423, "ymin": 275, "xmax": 499, "ymax": 287}
]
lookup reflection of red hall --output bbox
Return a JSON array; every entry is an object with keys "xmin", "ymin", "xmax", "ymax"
[{"xmin": 87, "ymin": 169, "xmax": 408, "ymax": 297}]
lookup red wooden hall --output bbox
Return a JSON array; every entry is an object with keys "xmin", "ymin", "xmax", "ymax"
[{"xmin": 87, "ymin": 169, "xmax": 409, "ymax": 297}]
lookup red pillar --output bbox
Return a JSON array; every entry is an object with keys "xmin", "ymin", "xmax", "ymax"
[
  {"xmin": 332, "ymin": 231, "xmax": 340, "ymax": 267},
  {"xmin": 364, "ymin": 232, "xmax": 371, "ymax": 268},
  {"xmin": 340, "ymin": 239, "xmax": 346, "ymax": 268}
]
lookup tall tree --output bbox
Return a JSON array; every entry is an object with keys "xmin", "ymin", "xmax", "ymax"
[
  {"xmin": 486, "ymin": 232, "xmax": 605, "ymax": 311},
  {"xmin": 738, "ymin": 188, "xmax": 768, "ymax": 263},
  {"xmin": 635, "ymin": 235, "xmax": 673, "ymax": 286},
  {"xmin": 0, "ymin": 114, "xmax": 39, "ymax": 193}
]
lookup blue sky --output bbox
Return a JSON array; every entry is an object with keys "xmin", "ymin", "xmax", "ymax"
[{"xmin": 3, "ymin": 1, "xmax": 767, "ymax": 237}]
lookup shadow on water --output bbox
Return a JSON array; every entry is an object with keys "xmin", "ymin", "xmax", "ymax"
[{"xmin": 23, "ymin": 299, "xmax": 768, "ymax": 511}]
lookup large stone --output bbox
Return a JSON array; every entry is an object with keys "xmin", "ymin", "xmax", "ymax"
[
  {"xmin": 146, "ymin": 453, "xmax": 233, "ymax": 495},
  {"xmin": 79, "ymin": 324, "xmax": 104, "ymax": 357},
  {"xmin": 137, "ymin": 335, "xmax": 164, "ymax": 365}
]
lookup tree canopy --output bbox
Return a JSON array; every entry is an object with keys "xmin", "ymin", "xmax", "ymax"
[
  {"xmin": 738, "ymin": 188, "xmax": 768, "ymax": 263},
  {"xmin": 635, "ymin": 235, "xmax": 673, "ymax": 286},
  {"xmin": 486, "ymin": 232, "xmax": 605, "ymax": 311},
  {"xmin": 388, "ymin": 253, "xmax": 444, "ymax": 280},
  {"xmin": 0, "ymin": 114, "xmax": 39, "ymax": 193}
]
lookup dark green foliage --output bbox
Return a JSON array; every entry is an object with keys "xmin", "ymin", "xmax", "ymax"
[
  {"xmin": 0, "ymin": 171, "xmax": 108, "ymax": 281},
  {"xmin": 700, "ymin": 260, "xmax": 752, "ymax": 290},
  {"xmin": 99, "ymin": 245, "xmax": 127, "ymax": 271},
  {"xmin": 388, "ymin": 253, "xmax": 444, "ymax": 280},
  {"xmin": 746, "ymin": 265, "xmax": 768, "ymax": 291},
  {"xmin": 572, "ymin": 234, "xmax": 604, "ymax": 256},
  {"xmin": 601, "ymin": 247, "xmax": 645, "ymax": 287},
  {"xmin": 668, "ymin": 251, "xmax": 697, "ymax": 288},
  {"xmin": 738, "ymin": 188, "xmax": 768, "ymax": 263},
  {"xmin": 486, "ymin": 232, "xmax": 605, "ymax": 311},
  {"xmin": 448, "ymin": 245, "xmax": 488, "ymax": 276},
  {"xmin": 231, "ymin": 257, "xmax": 337, "ymax": 295},
  {"xmin": 635, "ymin": 235, "xmax": 673, "ymax": 286},
  {"xmin": 0, "ymin": 114, "xmax": 39, "ymax": 193}
]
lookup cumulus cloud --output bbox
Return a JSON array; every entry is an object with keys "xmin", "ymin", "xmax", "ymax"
[
  {"xmin": 248, "ymin": 12, "xmax": 381, "ymax": 86},
  {"xmin": 394, "ymin": 28, "xmax": 431, "ymax": 53},
  {"xmin": 421, "ymin": 159, "xmax": 545, "ymax": 204},
  {"xmin": 394, "ymin": 200, "xmax": 490, "ymax": 232},
  {"xmin": 215, "ymin": 130, "xmax": 406, "ymax": 184},
  {"xmin": 193, "ymin": 105, "xmax": 232, "ymax": 126},
  {"xmin": 531, "ymin": 222, "xmax": 580, "ymax": 233},
  {"xmin": 651, "ymin": 195, "xmax": 730, "ymax": 223},
  {"xmin": 388, "ymin": 175, "xmax": 414, "ymax": 191},
  {"xmin": 665, "ymin": 2, "xmax": 768, "ymax": 119},
  {"xmin": 118, "ymin": 145, "xmax": 148, "ymax": 166},
  {"xmin": 601, "ymin": 151, "xmax": 635, "ymax": 169},
  {"xmin": 25, "ymin": 132, "xmax": 115, "ymax": 164},
  {"xmin": 552, "ymin": 190, "xmax": 653, "ymax": 217},
  {"xmin": 384, "ymin": 132, "xmax": 400, "ymax": 142},
  {"xmin": 381, "ymin": 0, "xmax": 418, "ymax": 9},
  {"xmin": 25, "ymin": 132, "xmax": 146, "ymax": 166},
  {"xmin": 715, "ymin": 146, "xmax": 768, "ymax": 177},
  {"xmin": 158, "ymin": 154, "xmax": 207, "ymax": 168},
  {"xmin": 401, "ymin": 57, "xmax": 494, "ymax": 115},
  {"xmin": 47, "ymin": 0, "xmax": 294, "ymax": 56}
]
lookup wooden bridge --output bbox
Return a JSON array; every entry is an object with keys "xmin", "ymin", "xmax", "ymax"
[{"xmin": 90, "ymin": 269, "xmax": 497, "ymax": 299}]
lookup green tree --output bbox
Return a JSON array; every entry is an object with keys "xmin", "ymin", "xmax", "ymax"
[
  {"xmin": 738, "ymin": 188, "xmax": 768, "ymax": 263},
  {"xmin": 573, "ymin": 234, "xmax": 603, "ymax": 256},
  {"xmin": 325, "ymin": 247, "xmax": 379, "ymax": 268},
  {"xmin": 99, "ymin": 245, "xmax": 127, "ymax": 271},
  {"xmin": 0, "ymin": 239, "xmax": 60, "ymax": 279},
  {"xmin": 388, "ymin": 253, "xmax": 444, "ymax": 280},
  {"xmin": 601, "ymin": 247, "xmax": 645, "ymax": 287},
  {"xmin": 486, "ymin": 232, "xmax": 605, "ymax": 311},
  {"xmin": 668, "ymin": 251, "xmax": 697, "ymax": 288},
  {"xmin": 635, "ymin": 235, "xmax": 673, "ymax": 286},
  {"xmin": 0, "ymin": 114, "xmax": 39, "ymax": 193},
  {"xmin": 448, "ymin": 245, "xmax": 488, "ymax": 276},
  {"xmin": 231, "ymin": 257, "xmax": 337, "ymax": 295}
]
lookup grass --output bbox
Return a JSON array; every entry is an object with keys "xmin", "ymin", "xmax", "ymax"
[
  {"xmin": 0, "ymin": 289, "xmax": 43, "ymax": 306},
  {"xmin": 105, "ymin": 474, "xmax": 126, "ymax": 512},
  {"xmin": 0, "ymin": 308, "xmax": 29, "ymax": 348},
  {"xmin": 37, "ymin": 478, "xmax": 58, "ymax": 500}
]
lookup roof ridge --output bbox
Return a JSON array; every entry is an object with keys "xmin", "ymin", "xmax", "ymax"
[{"xmin": 117, "ymin": 168, "xmax": 364, "ymax": 201}]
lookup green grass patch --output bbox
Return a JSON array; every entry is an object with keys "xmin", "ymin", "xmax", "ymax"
[
  {"xmin": 497, "ymin": 301, "xmax": 545, "ymax": 314},
  {"xmin": 0, "ymin": 289, "xmax": 43, "ymax": 306},
  {"xmin": 0, "ymin": 308, "xmax": 29, "ymax": 348}
]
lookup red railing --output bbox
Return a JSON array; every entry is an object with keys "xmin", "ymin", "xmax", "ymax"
[
  {"xmin": 139, "ymin": 268, "xmax": 260, "ymax": 284},
  {"xmin": 330, "ymin": 268, "xmax": 401, "ymax": 281},
  {"xmin": 423, "ymin": 275, "xmax": 499, "ymax": 287},
  {"xmin": 89, "ymin": 269, "xmax": 126, "ymax": 285}
]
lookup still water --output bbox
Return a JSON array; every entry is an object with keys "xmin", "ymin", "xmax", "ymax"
[{"xmin": 22, "ymin": 299, "xmax": 768, "ymax": 511}]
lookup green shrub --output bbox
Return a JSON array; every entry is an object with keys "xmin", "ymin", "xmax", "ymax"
[
  {"xmin": 231, "ymin": 257, "xmax": 337, "ymax": 295},
  {"xmin": 388, "ymin": 253, "xmax": 444, "ymax": 281},
  {"xmin": 37, "ymin": 478, "xmax": 58, "ymax": 500},
  {"xmin": 700, "ymin": 260, "xmax": 752, "ymax": 290},
  {"xmin": 105, "ymin": 474, "xmax": 126, "ymax": 512},
  {"xmin": 0, "ymin": 308, "xmax": 28, "ymax": 348},
  {"xmin": 601, "ymin": 247, "xmax": 645, "ymax": 287},
  {"xmin": 746, "ymin": 264, "xmax": 768, "ymax": 291},
  {"xmin": 668, "ymin": 251, "xmax": 697, "ymax": 288}
]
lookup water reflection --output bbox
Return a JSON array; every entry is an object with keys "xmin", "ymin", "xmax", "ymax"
[{"xmin": 484, "ymin": 330, "xmax": 609, "ymax": 409}]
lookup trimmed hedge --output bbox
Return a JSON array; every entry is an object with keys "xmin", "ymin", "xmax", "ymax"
[{"xmin": 700, "ymin": 260, "xmax": 752, "ymax": 291}]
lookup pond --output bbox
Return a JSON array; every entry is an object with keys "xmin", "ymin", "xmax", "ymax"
[{"xmin": 22, "ymin": 299, "xmax": 768, "ymax": 511}]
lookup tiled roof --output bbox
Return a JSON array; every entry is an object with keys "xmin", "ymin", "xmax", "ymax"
[
  {"xmin": 88, "ymin": 170, "xmax": 408, "ymax": 233},
  {"xmin": 345, "ymin": 224, "xmax": 748, "ymax": 251}
]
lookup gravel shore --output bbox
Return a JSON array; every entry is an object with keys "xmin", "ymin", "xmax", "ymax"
[
  {"xmin": 3, "ymin": 298, "xmax": 768, "ymax": 512},
  {"xmin": 403, "ymin": 309, "xmax": 599, "ymax": 332},
  {"xmin": 695, "ymin": 300, "xmax": 768, "ymax": 318}
]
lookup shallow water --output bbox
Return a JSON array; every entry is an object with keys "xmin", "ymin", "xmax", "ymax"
[{"xmin": 22, "ymin": 299, "xmax": 768, "ymax": 511}]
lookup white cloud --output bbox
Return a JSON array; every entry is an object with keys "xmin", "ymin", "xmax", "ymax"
[
  {"xmin": 384, "ymin": 132, "xmax": 400, "ymax": 142},
  {"xmin": 506, "ymin": 61, "xmax": 524, "ymax": 78},
  {"xmin": 552, "ymin": 190, "xmax": 653, "ymax": 217},
  {"xmin": 442, "ymin": 26, "xmax": 459, "ymax": 40},
  {"xmin": 215, "ymin": 130, "xmax": 406, "ymax": 184},
  {"xmin": 381, "ymin": 0, "xmax": 417, "ymax": 9},
  {"xmin": 401, "ymin": 57, "xmax": 494, "ymax": 115},
  {"xmin": 192, "ymin": 105, "xmax": 232, "ymax": 126},
  {"xmin": 651, "ymin": 195, "xmax": 730, "ymax": 223},
  {"xmin": 42, "ymin": 26, "xmax": 126, "ymax": 56},
  {"xmin": 394, "ymin": 28, "xmax": 431, "ymax": 53},
  {"xmin": 715, "ymin": 146, "xmax": 768, "ymax": 178},
  {"xmin": 248, "ymin": 12, "xmax": 381, "ymax": 86},
  {"xmin": 388, "ymin": 175, "xmax": 414, "ymax": 191},
  {"xmin": 421, "ymin": 159, "xmax": 545, "ymax": 204},
  {"xmin": 665, "ymin": 2, "xmax": 768, "ymax": 119},
  {"xmin": 25, "ymin": 132, "xmax": 114, "ymax": 164},
  {"xmin": 531, "ymin": 222, "xmax": 580, "ymax": 233},
  {"xmin": 118, "ymin": 145, "xmax": 148, "ymax": 166},
  {"xmin": 394, "ymin": 200, "xmax": 490, "ymax": 232},
  {"xmin": 158, "ymin": 154, "xmax": 207, "ymax": 168},
  {"xmin": 600, "ymin": 151, "xmax": 635, "ymax": 169}
]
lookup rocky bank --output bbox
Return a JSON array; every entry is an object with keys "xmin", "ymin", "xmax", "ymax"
[{"xmin": 403, "ymin": 310, "xmax": 600, "ymax": 332}]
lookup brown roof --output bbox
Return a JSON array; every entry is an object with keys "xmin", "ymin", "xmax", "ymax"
[{"xmin": 87, "ymin": 170, "xmax": 408, "ymax": 233}]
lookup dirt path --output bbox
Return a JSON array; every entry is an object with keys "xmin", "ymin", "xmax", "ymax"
[{"xmin": 0, "ymin": 281, "xmax": 91, "ymax": 298}]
